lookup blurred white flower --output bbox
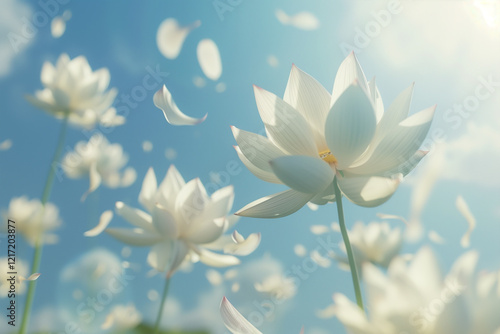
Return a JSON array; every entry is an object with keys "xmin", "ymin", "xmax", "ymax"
[
  {"xmin": 332, "ymin": 221, "xmax": 402, "ymax": 270},
  {"xmin": 233, "ymin": 52, "xmax": 435, "ymax": 218},
  {"xmin": 102, "ymin": 166, "xmax": 258, "ymax": 276},
  {"xmin": 255, "ymin": 274, "xmax": 297, "ymax": 301},
  {"xmin": 2, "ymin": 196, "xmax": 61, "ymax": 246},
  {"xmin": 101, "ymin": 303, "xmax": 141, "ymax": 331},
  {"xmin": 26, "ymin": 53, "xmax": 123, "ymax": 129},
  {"xmin": 0, "ymin": 257, "xmax": 39, "ymax": 297},
  {"xmin": 61, "ymin": 134, "xmax": 136, "ymax": 200},
  {"xmin": 326, "ymin": 247, "xmax": 500, "ymax": 334}
]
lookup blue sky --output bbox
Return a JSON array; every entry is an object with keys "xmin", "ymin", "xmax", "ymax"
[{"xmin": 1, "ymin": 0, "xmax": 500, "ymax": 333}]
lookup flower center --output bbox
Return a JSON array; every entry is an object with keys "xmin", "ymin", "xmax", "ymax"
[{"xmin": 319, "ymin": 150, "xmax": 337, "ymax": 164}]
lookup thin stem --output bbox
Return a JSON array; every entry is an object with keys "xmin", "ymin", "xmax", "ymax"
[
  {"xmin": 153, "ymin": 275, "xmax": 172, "ymax": 334},
  {"xmin": 333, "ymin": 177, "xmax": 364, "ymax": 310},
  {"xmin": 19, "ymin": 112, "xmax": 70, "ymax": 334}
]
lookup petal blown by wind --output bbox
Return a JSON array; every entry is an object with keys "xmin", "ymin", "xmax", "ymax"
[{"xmin": 233, "ymin": 52, "xmax": 436, "ymax": 218}]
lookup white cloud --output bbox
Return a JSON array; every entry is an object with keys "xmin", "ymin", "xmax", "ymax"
[
  {"xmin": 0, "ymin": 0, "xmax": 32, "ymax": 77},
  {"xmin": 340, "ymin": 1, "xmax": 500, "ymax": 93},
  {"xmin": 441, "ymin": 121, "xmax": 500, "ymax": 186}
]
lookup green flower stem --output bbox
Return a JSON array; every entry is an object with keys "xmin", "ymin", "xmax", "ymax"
[
  {"xmin": 19, "ymin": 111, "xmax": 70, "ymax": 334},
  {"xmin": 333, "ymin": 177, "xmax": 364, "ymax": 310},
  {"xmin": 153, "ymin": 275, "xmax": 172, "ymax": 334}
]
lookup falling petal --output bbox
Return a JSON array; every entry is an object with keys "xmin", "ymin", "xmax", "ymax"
[
  {"xmin": 101, "ymin": 314, "xmax": 114, "ymax": 330},
  {"xmin": 267, "ymin": 55, "xmax": 279, "ymax": 67},
  {"xmin": 147, "ymin": 289, "xmax": 159, "ymax": 301},
  {"xmin": 224, "ymin": 269, "xmax": 238, "ymax": 280},
  {"xmin": 51, "ymin": 16, "xmax": 66, "ymax": 38},
  {"xmin": 193, "ymin": 76, "xmax": 206, "ymax": 88},
  {"xmin": 376, "ymin": 213, "xmax": 409, "ymax": 225},
  {"xmin": 224, "ymin": 232, "xmax": 261, "ymax": 256},
  {"xmin": 146, "ymin": 269, "xmax": 159, "ymax": 278},
  {"xmin": 197, "ymin": 39, "xmax": 223, "ymax": 81},
  {"xmin": 154, "ymin": 85, "xmax": 207, "ymax": 126},
  {"xmin": 121, "ymin": 247, "xmax": 132, "ymax": 258},
  {"xmin": 275, "ymin": 9, "xmax": 319, "ymax": 30},
  {"xmin": 215, "ymin": 82, "xmax": 227, "ymax": 93},
  {"xmin": 220, "ymin": 297, "xmax": 262, "ymax": 334},
  {"xmin": 120, "ymin": 167, "xmax": 137, "ymax": 188},
  {"xmin": 23, "ymin": 273, "xmax": 41, "ymax": 281},
  {"xmin": 92, "ymin": 263, "xmax": 106, "ymax": 279},
  {"xmin": 0, "ymin": 139, "xmax": 12, "ymax": 150},
  {"xmin": 81, "ymin": 163, "xmax": 102, "ymax": 202},
  {"xmin": 220, "ymin": 297, "xmax": 263, "ymax": 334},
  {"xmin": 307, "ymin": 202, "xmax": 319, "ymax": 211},
  {"xmin": 456, "ymin": 195, "xmax": 477, "ymax": 248},
  {"xmin": 165, "ymin": 147, "xmax": 177, "ymax": 160},
  {"xmin": 316, "ymin": 304, "xmax": 337, "ymax": 319},
  {"xmin": 310, "ymin": 250, "xmax": 331, "ymax": 268},
  {"xmin": 142, "ymin": 140, "xmax": 153, "ymax": 152},
  {"xmin": 62, "ymin": 9, "xmax": 72, "ymax": 20},
  {"xmin": 156, "ymin": 18, "xmax": 201, "ymax": 59},
  {"xmin": 84, "ymin": 210, "xmax": 113, "ymax": 237},
  {"xmin": 206, "ymin": 269, "xmax": 223, "ymax": 286},
  {"xmin": 294, "ymin": 244, "xmax": 307, "ymax": 257},
  {"xmin": 331, "ymin": 222, "xmax": 340, "ymax": 232},
  {"xmin": 428, "ymin": 230, "xmax": 446, "ymax": 244},
  {"xmin": 232, "ymin": 230, "xmax": 244, "ymax": 243},
  {"xmin": 310, "ymin": 225, "xmax": 330, "ymax": 235}
]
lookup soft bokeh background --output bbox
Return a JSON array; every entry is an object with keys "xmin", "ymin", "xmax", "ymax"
[{"xmin": 1, "ymin": 0, "xmax": 500, "ymax": 333}]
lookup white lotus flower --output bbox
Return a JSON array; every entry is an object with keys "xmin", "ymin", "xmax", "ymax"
[
  {"xmin": 61, "ymin": 134, "xmax": 136, "ymax": 200},
  {"xmin": 332, "ymin": 221, "xmax": 402, "ymax": 270},
  {"xmin": 26, "ymin": 53, "xmax": 123, "ymax": 129},
  {"xmin": 325, "ymin": 247, "xmax": 500, "ymax": 334},
  {"xmin": 103, "ymin": 166, "xmax": 257, "ymax": 276},
  {"xmin": 220, "ymin": 297, "xmax": 304, "ymax": 334},
  {"xmin": 2, "ymin": 196, "xmax": 61, "ymax": 246},
  {"xmin": 233, "ymin": 52, "xmax": 435, "ymax": 218}
]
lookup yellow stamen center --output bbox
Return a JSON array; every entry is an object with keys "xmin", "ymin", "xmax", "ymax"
[{"xmin": 319, "ymin": 150, "xmax": 337, "ymax": 164}]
